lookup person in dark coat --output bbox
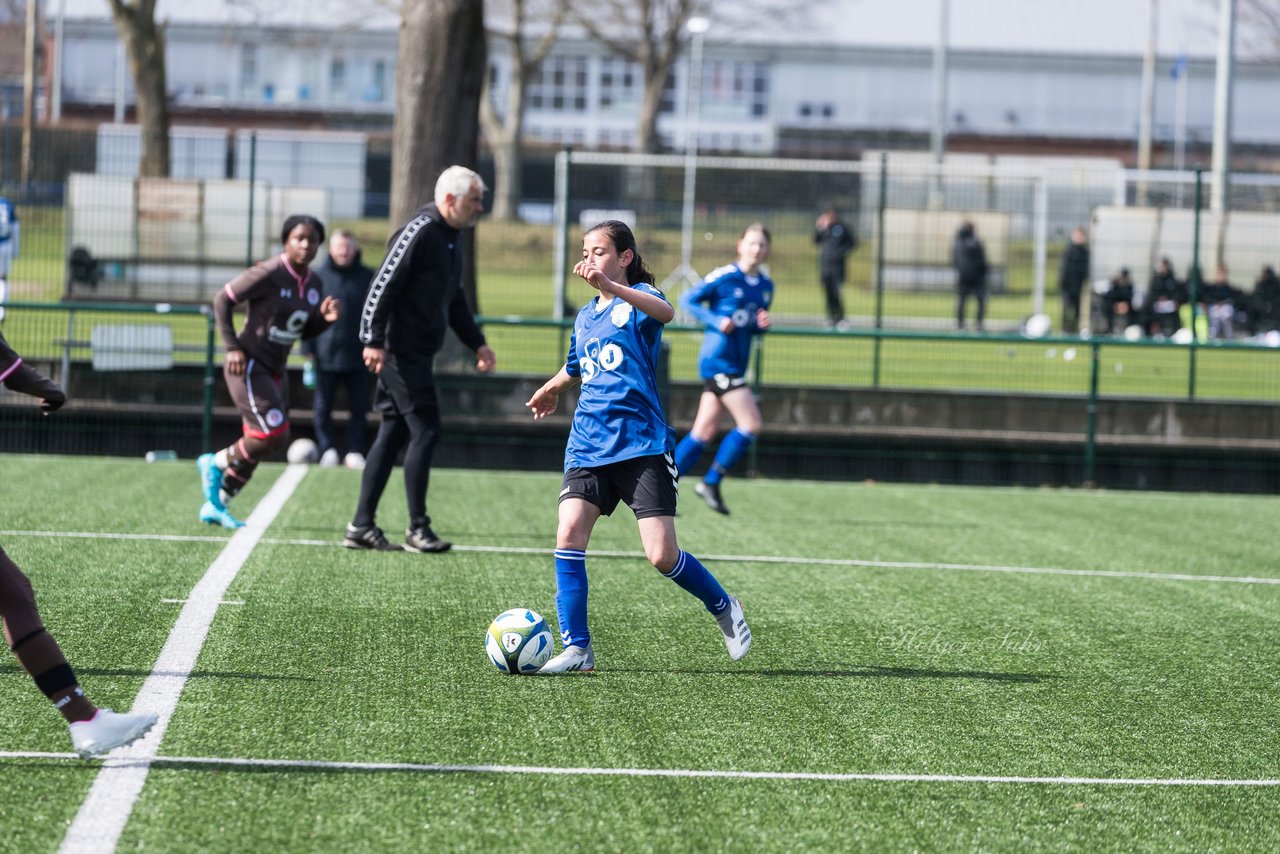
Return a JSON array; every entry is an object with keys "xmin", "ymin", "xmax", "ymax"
[
  {"xmin": 303, "ymin": 229, "xmax": 375, "ymax": 469},
  {"xmin": 1248, "ymin": 265, "xmax": 1280, "ymax": 335},
  {"xmin": 952, "ymin": 219, "xmax": 989, "ymax": 331},
  {"xmin": 1143, "ymin": 257, "xmax": 1187, "ymax": 337},
  {"xmin": 813, "ymin": 207, "xmax": 856, "ymax": 330},
  {"xmin": 1057, "ymin": 227, "xmax": 1090, "ymax": 334},
  {"xmin": 1101, "ymin": 268, "xmax": 1136, "ymax": 334}
]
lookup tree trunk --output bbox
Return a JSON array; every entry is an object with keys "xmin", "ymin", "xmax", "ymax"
[
  {"xmin": 392, "ymin": 0, "xmax": 487, "ymax": 322},
  {"xmin": 391, "ymin": 0, "xmax": 487, "ymax": 227},
  {"xmin": 107, "ymin": 0, "xmax": 170, "ymax": 177}
]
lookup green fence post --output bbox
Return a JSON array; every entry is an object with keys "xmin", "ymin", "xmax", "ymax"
[
  {"xmin": 245, "ymin": 132, "xmax": 257, "ymax": 268},
  {"xmin": 1187, "ymin": 167, "xmax": 1203, "ymax": 401},
  {"xmin": 1083, "ymin": 338, "xmax": 1101, "ymax": 487},
  {"xmin": 202, "ymin": 307, "xmax": 215, "ymax": 451},
  {"xmin": 747, "ymin": 338, "xmax": 764, "ymax": 475},
  {"xmin": 556, "ymin": 147, "xmax": 573, "ymax": 356},
  {"xmin": 872, "ymin": 152, "xmax": 888, "ymax": 389}
]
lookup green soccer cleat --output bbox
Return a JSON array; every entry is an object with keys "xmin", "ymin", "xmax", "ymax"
[
  {"xmin": 197, "ymin": 453, "xmax": 225, "ymax": 509},
  {"xmin": 200, "ymin": 500, "xmax": 244, "ymax": 529}
]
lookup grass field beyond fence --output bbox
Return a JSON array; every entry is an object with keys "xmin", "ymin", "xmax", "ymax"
[{"xmin": 2, "ymin": 457, "xmax": 1278, "ymax": 851}]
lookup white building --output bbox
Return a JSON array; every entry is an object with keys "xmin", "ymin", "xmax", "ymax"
[{"xmin": 51, "ymin": 1, "xmax": 1280, "ymax": 155}]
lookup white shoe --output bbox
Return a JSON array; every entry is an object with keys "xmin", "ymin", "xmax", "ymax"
[
  {"xmin": 343, "ymin": 452, "xmax": 366, "ymax": 471},
  {"xmin": 538, "ymin": 643, "xmax": 595, "ymax": 674},
  {"xmin": 716, "ymin": 596, "xmax": 751, "ymax": 661},
  {"xmin": 69, "ymin": 708, "xmax": 159, "ymax": 759},
  {"xmin": 318, "ymin": 448, "xmax": 341, "ymax": 468}
]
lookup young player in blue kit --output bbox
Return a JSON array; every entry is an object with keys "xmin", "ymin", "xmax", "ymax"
[
  {"xmin": 674, "ymin": 224, "xmax": 774, "ymax": 515},
  {"xmin": 525, "ymin": 221, "xmax": 751, "ymax": 673}
]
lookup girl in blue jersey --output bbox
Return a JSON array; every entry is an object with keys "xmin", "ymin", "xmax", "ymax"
[
  {"xmin": 526, "ymin": 221, "xmax": 751, "ymax": 673},
  {"xmin": 674, "ymin": 224, "xmax": 774, "ymax": 516}
]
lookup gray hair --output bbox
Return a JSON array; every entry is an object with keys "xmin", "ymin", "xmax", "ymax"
[{"xmin": 435, "ymin": 165, "xmax": 486, "ymax": 205}]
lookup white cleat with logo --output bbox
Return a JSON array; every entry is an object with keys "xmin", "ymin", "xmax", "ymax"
[{"xmin": 716, "ymin": 596, "xmax": 751, "ymax": 661}]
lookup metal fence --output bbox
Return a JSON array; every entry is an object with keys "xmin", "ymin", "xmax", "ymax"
[{"xmin": 4, "ymin": 302, "xmax": 1280, "ymax": 492}]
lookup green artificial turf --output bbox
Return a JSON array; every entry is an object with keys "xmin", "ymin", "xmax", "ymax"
[{"xmin": 1, "ymin": 457, "xmax": 1278, "ymax": 851}]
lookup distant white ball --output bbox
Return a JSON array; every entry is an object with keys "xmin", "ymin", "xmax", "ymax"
[
  {"xmin": 286, "ymin": 438, "xmax": 318, "ymax": 464},
  {"xmin": 1022, "ymin": 313, "xmax": 1051, "ymax": 338},
  {"xmin": 1063, "ymin": 347, "xmax": 1077, "ymax": 361},
  {"xmin": 1171, "ymin": 328, "xmax": 1194, "ymax": 345},
  {"xmin": 1265, "ymin": 330, "xmax": 1280, "ymax": 348},
  {"xmin": 1123, "ymin": 324, "xmax": 1143, "ymax": 341},
  {"xmin": 485, "ymin": 608, "xmax": 553, "ymax": 675}
]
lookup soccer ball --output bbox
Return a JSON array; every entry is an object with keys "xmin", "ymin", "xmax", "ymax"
[
  {"xmin": 485, "ymin": 608, "xmax": 553, "ymax": 675},
  {"xmin": 286, "ymin": 438, "xmax": 318, "ymax": 464}
]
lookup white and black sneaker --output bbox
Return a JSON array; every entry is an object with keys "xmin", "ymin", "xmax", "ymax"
[
  {"xmin": 404, "ymin": 526, "xmax": 451, "ymax": 553},
  {"xmin": 537, "ymin": 644, "xmax": 595, "ymax": 674},
  {"xmin": 716, "ymin": 597, "xmax": 751, "ymax": 661},
  {"xmin": 694, "ymin": 481, "xmax": 730, "ymax": 515},
  {"xmin": 342, "ymin": 524, "xmax": 403, "ymax": 551},
  {"xmin": 69, "ymin": 709, "xmax": 159, "ymax": 759}
]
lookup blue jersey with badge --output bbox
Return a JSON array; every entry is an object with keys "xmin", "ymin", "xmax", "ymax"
[
  {"xmin": 681, "ymin": 263, "xmax": 773, "ymax": 379},
  {"xmin": 563, "ymin": 284, "xmax": 670, "ymax": 469}
]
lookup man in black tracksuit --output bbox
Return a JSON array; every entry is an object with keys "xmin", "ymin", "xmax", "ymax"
[
  {"xmin": 952, "ymin": 220, "xmax": 989, "ymax": 331},
  {"xmin": 814, "ymin": 207, "xmax": 857, "ymax": 329},
  {"xmin": 343, "ymin": 166, "xmax": 497, "ymax": 554}
]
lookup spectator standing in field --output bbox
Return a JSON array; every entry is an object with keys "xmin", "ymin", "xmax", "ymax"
[
  {"xmin": 1201, "ymin": 264, "xmax": 1241, "ymax": 340},
  {"xmin": 1, "ymin": 330, "xmax": 158, "ymax": 758},
  {"xmin": 1248, "ymin": 265, "xmax": 1280, "ymax": 335},
  {"xmin": 302, "ymin": 229, "xmax": 374, "ymax": 470},
  {"xmin": 343, "ymin": 166, "xmax": 496, "ymax": 554},
  {"xmin": 1058, "ymin": 227, "xmax": 1090, "ymax": 334},
  {"xmin": 1143, "ymin": 257, "xmax": 1186, "ymax": 337},
  {"xmin": 674, "ymin": 223, "xmax": 774, "ymax": 516},
  {"xmin": 1101, "ymin": 267, "xmax": 1136, "ymax": 334},
  {"xmin": 199, "ymin": 215, "xmax": 340, "ymax": 529},
  {"xmin": 525, "ymin": 220, "xmax": 751, "ymax": 673},
  {"xmin": 952, "ymin": 219, "xmax": 989, "ymax": 331},
  {"xmin": 814, "ymin": 207, "xmax": 856, "ymax": 331}
]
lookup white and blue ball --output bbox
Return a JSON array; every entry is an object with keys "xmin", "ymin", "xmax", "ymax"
[{"xmin": 485, "ymin": 608, "xmax": 553, "ymax": 674}]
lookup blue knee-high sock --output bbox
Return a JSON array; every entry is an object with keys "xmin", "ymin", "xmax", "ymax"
[
  {"xmin": 554, "ymin": 549, "xmax": 590, "ymax": 648},
  {"xmin": 704, "ymin": 428, "xmax": 755, "ymax": 486},
  {"xmin": 674, "ymin": 434, "xmax": 706, "ymax": 476},
  {"xmin": 662, "ymin": 550, "xmax": 730, "ymax": 616}
]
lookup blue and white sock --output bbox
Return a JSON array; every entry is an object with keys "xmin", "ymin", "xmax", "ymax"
[
  {"xmin": 674, "ymin": 434, "xmax": 706, "ymax": 477},
  {"xmin": 554, "ymin": 549, "xmax": 590, "ymax": 648},
  {"xmin": 662, "ymin": 550, "xmax": 730, "ymax": 616},
  {"xmin": 704, "ymin": 428, "xmax": 755, "ymax": 486}
]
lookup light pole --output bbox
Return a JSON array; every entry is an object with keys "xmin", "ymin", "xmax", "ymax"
[
  {"xmin": 929, "ymin": 0, "xmax": 949, "ymax": 206},
  {"xmin": 663, "ymin": 15, "xmax": 709, "ymax": 303}
]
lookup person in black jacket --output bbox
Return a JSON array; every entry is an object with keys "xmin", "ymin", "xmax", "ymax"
[
  {"xmin": 814, "ymin": 207, "xmax": 856, "ymax": 330},
  {"xmin": 343, "ymin": 166, "xmax": 496, "ymax": 554},
  {"xmin": 952, "ymin": 219, "xmax": 988, "ymax": 331},
  {"xmin": 1101, "ymin": 268, "xmax": 1136, "ymax": 334},
  {"xmin": 1058, "ymin": 227, "xmax": 1090, "ymax": 334},
  {"xmin": 303, "ymin": 229, "xmax": 374, "ymax": 470},
  {"xmin": 1143, "ymin": 257, "xmax": 1187, "ymax": 337},
  {"xmin": 1248, "ymin": 265, "xmax": 1280, "ymax": 335}
]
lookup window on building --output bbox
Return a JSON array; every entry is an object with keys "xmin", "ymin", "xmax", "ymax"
[
  {"xmin": 330, "ymin": 58, "xmax": 347, "ymax": 101},
  {"xmin": 368, "ymin": 60, "xmax": 387, "ymax": 103},
  {"xmin": 530, "ymin": 56, "xmax": 589, "ymax": 114},
  {"xmin": 599, "ymin": 57, "xmax": 639, "ymax": 109},
  {"xmin": 240, "ymin": 45, "xmax": 258, "ymax": 100}
]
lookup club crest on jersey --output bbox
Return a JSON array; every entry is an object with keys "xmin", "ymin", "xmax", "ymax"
[
  {"xmin": 611, "ymin": 302, "xmax": 632, "ymax": 327},
  {"xmin": 266, "ymin": 408, "xmax": 285, "ymax": 428}
]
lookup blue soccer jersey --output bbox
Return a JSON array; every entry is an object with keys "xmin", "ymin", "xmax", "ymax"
[
  {"xmin": 563, "ymin": 284, "xmax": 671, "ymax": 469},
  {"xmin": 681, "ymin": 263, "xmax": 774, "ymax": 379}
]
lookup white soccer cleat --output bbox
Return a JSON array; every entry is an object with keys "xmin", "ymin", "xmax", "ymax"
[
  {"xmin": 69, "ymin": 708, "xmax": 159, "ymax": 759},
  {"xmin": 318, "ymin": 448, "xmax": 341, "ymax": 468},
  {"xmin": 343, "ymin": 452, "xmax": 366, "ymax": 471},
  {"xmin": 537, "ymin": 643, "xmax": 595, "ymax": 674},
  {"xmin": 717, "ymin": 596, "xmax": 751, "ymax": 661}
]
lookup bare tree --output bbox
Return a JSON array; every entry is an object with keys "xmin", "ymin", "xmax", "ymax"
[
  {"xmin": 106, "ymin": 0, "xmax": 170, "ymax": 177},
  {"xmin": 568, "ymin": 0, "xmax": 828, "ymax": 154},
  {"xmin": 1237, "ymin": 0, "xmax": 1280, "ymax": 54},
  {"xmin": 481, "ymin": 0, "xmax": 569, "ymax": 221},
  {"xmin": 391, "ymin": 0, "xmax": 486, "ymax": 305}
]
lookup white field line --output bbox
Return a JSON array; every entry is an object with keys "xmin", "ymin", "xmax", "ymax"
[
  {"xmin": 3, "ymin": 749, "xmax": 1276, "ymax": 787},
  {"xmin": 6, "ymin": 528, "xmax": 1278, "ymax": 587},
  {"xmin": 58, "ymin": 464, "xmax": 309, "ymax": 854}
]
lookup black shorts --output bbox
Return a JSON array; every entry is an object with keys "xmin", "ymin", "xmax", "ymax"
[
  {"xmin": 560, "ymin": 453, "xmax": 678, "ymax": 519},
  {"xmin": 703, "ymin": 373, "xmax": 749, "ymax": 397}
]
